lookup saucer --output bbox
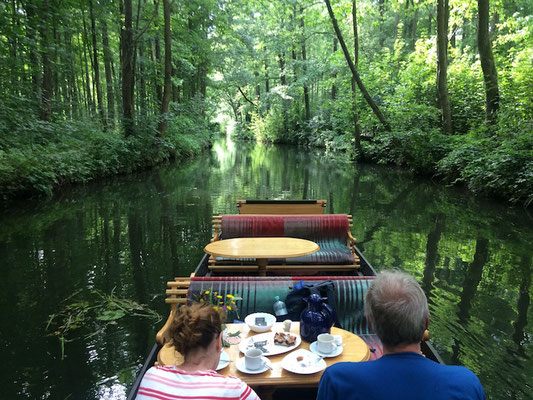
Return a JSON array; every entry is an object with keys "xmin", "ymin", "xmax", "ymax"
[
  {"xmin": 310, "ymin": 341, "xmax": 343, "ymax": 357},
  {"xmin": 235, "ymin": 357, "xmax": 272, "ymax": 374},
  {"xmin": 281, "ymin": 349, "xmax": 327, "ymax": 374}
]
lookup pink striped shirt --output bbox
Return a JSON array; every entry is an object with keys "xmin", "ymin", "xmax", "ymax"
[{"xmin": 135, "ymin": 365, "xmax": 260, "ymax": 400}]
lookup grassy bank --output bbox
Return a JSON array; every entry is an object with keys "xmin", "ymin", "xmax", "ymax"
[{"xmin": 0, "ymin": 109, "xmax": 213, "ymax": 201}]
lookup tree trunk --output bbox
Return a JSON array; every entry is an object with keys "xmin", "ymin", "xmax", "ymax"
[
  {"xmin": 82, "ymin": 13, "xmax": 94, "ymax": 114},
  {"xmin": 121, "ymin": 0, "xmax": 135, "ymax": 136},
  {"xmin": 102, "ymin": 20, "xmax": 115, "ymax": 127},
  {"xmin": 300, "ymin": 7, "xmax": 310, "ymax": 121},
  {"xmin": 278, "ymin": 53, "xmax": 286, "ymax": 85},
  {"xmin": 394, "ymin": 12, "xmax": 399, "ymax": 41},
  {"xmin": 138, "ymin": 41, "xmax": 147, "ymax": 116},
  {"xmin": 352, "ymin": 0, "xmax": 362, "ymax": 155},
  {"xmin": 25, "ymin": 1, "xmax": 41, "ymax": 106},
  {"xmin": 331, "ymin": 38, "xmax": 337, "ymax": 100},
  {"xmin": 324, "ymin": 0, "xmax": 391, "ymax": 131},
  {"xmin": 64, "ymin": 31, "xmax": 78, "ymax": 117},
  {"xmin": 153, "ymin": 0, "xmax": 163, "ymax": 105},
  {"xmin": 436, "ymin": 0, "xmax": 453, "ymax": 133},
  {"xmin": 477, "ymin": 0, "xmax": 500, "ymax": 122},
  {"xmin": 264, "ymin": 48, "xmax": 269, "ymax": 93},
  {"xmin": 157, "ymin": 0, "xmax": 172, "ymax": 137},
  {"xmin": 378, "ymin": 0, "xmax": 385, "ymax": 46},
  {"xmin": 39, "ymin": 0, "xmax": 53, "ymax": 121},
  {"xmin": 411, "ymin": 6, "xmax": 418, "ymax": 49},
  {"xmin": 89, "ymin": 0, "xmax": 105, "ymax": 127},
  {"xmin": 255, "ymin": 71, "xmax": 260, "ymax": 99}
]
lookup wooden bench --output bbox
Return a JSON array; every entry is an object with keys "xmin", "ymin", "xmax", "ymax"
[
  {"xmin": 209, "ymin": 214, "xmax": 360, "ymax": 274},
  {"xmin": 156, "ymin": 275, "xmax": 432, "ymax": 363},
  {"xmin": 155, "ymin": 276, "xmax": 192, "ymax": 346},
  {"xmin": 156, "ymin": 275, "xmax": 384, "ymax": 361},
  {"xmin": 237, "ymin": 199, "xmax": 326, "ymax": 215}
]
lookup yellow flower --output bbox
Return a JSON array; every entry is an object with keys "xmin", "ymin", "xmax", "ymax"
[
  {"xmin": 227, "ymin": 306, "xmax": 232, "ymax": 310},
  {"xmin": 205, "ymin": 290, "xmax": 210, "ymax": 295},
  {"xmin": 226, "ymin": 294, "xmax": 234, "ymax": 299},
  {"xmin": 213, "ymin": 306, "xmax": 219, "ymax": 311},
  {"xmin": 217, "ymin": 295, "xmax": 223, "ymax": 299}
]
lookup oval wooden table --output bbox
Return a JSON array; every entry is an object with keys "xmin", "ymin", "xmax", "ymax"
[
  {"xmin": 204, "ymin": 237, "xmax": 320, "ymax": 276},
  {"xmin": 158, "ymin": 322, "xmax": 370, "ymax": 399}
]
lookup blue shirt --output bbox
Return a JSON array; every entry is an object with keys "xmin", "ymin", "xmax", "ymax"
[{"xmin": 317, "ymin": 352, "xmax": 486, "ymax": 400}]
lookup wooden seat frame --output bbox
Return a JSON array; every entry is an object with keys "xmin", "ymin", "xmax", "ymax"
[{"xmin": 237, "ymin": 199, "xmax": 326, "ymax": 215}]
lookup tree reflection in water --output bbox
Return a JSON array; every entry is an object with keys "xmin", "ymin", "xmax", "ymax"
[{"xmin": 0, "ymin": 139, "xmax": 531, "ymax": 399}]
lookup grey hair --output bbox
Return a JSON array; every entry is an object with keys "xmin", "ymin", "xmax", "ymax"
[{"xmin": 364, "ymin": 270, "xmax": 429, "ymax": 348}]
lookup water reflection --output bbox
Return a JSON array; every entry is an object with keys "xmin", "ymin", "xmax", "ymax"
[{"xmin": 0, "ymin": 139, "xmax": 531, "ymax": 399}]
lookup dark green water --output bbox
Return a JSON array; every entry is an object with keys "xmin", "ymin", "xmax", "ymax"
[{"xmin": 0, "ymin": 139, "xmax": 531, "ymax": 399}]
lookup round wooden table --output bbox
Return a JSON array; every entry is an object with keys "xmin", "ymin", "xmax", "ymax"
[
  {"xmin": 204, "ymin": 237, "xmax": 320, "ymax": 276},
  {"xmin": 158, "ymin": 322, "xmax": 370, "ymax": 399}
]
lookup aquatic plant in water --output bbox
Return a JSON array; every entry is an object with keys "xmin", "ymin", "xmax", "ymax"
[{"xmin": 46, "ymin": 288, "xmax": 161, "ymax": 359}]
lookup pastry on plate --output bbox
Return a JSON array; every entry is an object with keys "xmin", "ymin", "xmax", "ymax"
[{"xmin": 273, "ymin": 332, "xmax": 297, "ymax": 346}]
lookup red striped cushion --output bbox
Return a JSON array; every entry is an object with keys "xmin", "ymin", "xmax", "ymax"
[{"xmin": 220, "ymin": 215, "xmax": 349, "ymax": 241}]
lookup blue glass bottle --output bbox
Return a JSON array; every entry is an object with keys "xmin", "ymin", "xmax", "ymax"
[{"xmin": 299, "ymin": 293, "xmax": 335, "ymax": 342}]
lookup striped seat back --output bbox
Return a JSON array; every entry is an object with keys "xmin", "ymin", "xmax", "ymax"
[
  {"xmin": 188, "ymin": 276, "xmax": 374, "ymax": 335},
  {"xmin": 220, "ymin": 215, "xmax": 349, "ymax": 242}
]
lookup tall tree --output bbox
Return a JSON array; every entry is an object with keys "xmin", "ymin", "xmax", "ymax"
[
  {"xmin": 324, "ymin": 0, "xmax": 391, "ymax": 131},
  {"xmin": 157, "ymin": 0, "xmax": 171, "ymax": 137},
  {"xmin": 351, "ymin": 0, "xmax": 362, "ymax": 155},
  {"xmin": 39, "ymin": 0, "xmax": 53, "ymax": 121},
  {"xmin": 153, "ymin": 0, "xmax": 163, "ymax": 105},
  {"xmin": 89, "ymin": 0, "xmax": 105, "ymax": 127},
  {"xmin": 300, "ymin": 7, "xmax": 310, "ymax": 121},
  {"xmin": 101, "ymin": 20, "xmax": 115, "ymax": 127},
  {"xmin": 436, "ymin": 0, "xmax": 453, "ymax": 133},
  {"xmin": 477, "ymin": 0, "xmax": 500, "ymax": 122},
  {"xmin": 121, "ymin": 0, "xmax": 135, "ymax": 136}
]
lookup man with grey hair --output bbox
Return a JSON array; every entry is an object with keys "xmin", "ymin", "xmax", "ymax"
[{"xmin": 317, "ymin": 270, "xmax": 485, "ymax": 400}]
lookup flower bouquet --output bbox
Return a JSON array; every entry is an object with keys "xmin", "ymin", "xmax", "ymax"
[{"xmin": 197, "ymin": 289, "xmax": 242, "ymax": 346}]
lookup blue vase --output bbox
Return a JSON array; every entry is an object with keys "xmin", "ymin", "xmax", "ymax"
[{"xmin": 299, "ymin": 293, "xmax": 336, "ymax": 342}]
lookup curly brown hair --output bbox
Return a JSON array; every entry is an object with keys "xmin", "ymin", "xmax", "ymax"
[{"xmin": 169, "ymin": 303, "xmax": 222, "ymax": 357}]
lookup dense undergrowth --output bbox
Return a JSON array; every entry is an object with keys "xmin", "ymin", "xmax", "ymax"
[{"xmin": 0, "ymin": 99, "xmax": 213, "ymax": 201}]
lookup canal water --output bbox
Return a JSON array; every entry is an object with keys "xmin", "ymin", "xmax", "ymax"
[{"xmin": 0, "ymin": 139, "xmax": 531, "ymax": 399}]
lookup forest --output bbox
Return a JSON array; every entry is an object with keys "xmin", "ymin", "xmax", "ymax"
[{"xmin": 0, "ymin": 0, "xmax": 531, "ymax": 204}]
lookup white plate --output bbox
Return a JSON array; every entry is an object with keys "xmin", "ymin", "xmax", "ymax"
[
  {"xmin": 309, "ymin": 341, "xmax": 343, "ymax": 358},
  {"xmin": 238, "ymin": 331, "xmax": 301, "ymax": 356},
  {"xmin": 281, "ymin": 349, "xmax": 327, "ymax": 374},
  {"xmin": 216, "ymin": 350, "xmax": 230, "ymax": 371},
  {"xmin": 235, "ymin": 356, "xmax": 272, "ymax": 374}
]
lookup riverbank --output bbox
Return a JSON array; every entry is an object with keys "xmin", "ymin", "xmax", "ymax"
[
  {"xmin": 360, "ymin": 128, "xmax": 533, "ymax": 206},
  {"xmin": 0, "ymin": 115, "xmax": 213, "ymax": 202},
  {"xmin": 232, "ymin": 121, "xmax": 532, "ymax": 206}
]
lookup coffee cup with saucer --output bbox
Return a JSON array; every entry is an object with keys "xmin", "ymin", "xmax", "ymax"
[
  {"xmin": 236, "ymin": 349, "xmax": 272, "ymax": 374},
  {"xmin": 310, "ymin": 333, "xmax": 343, "ymax": 357}
]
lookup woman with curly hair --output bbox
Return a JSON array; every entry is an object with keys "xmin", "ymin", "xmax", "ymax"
[{"xmin": 136, "ymin": 303, "xmax": 259, "ymax": 400}]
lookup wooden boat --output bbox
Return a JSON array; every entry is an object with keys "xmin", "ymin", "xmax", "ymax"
[{"xmin": 127, "ymin": 200, "xmax": 443, "ymax": 399}]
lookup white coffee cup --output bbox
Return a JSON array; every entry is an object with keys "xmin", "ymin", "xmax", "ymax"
[
  {"xmin": 244, "ymin": 348, "xmax": 263, "ymax": 370},
  {"xmin": 317, "ymin": 333, "xmax": 337, "ymax": 354}
]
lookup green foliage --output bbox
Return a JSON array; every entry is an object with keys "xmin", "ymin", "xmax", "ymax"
[
  {"xmin": 0, "ymin": 107, "xmax": 212, "ymax": 201},
  {"xmin": 362, "ymin": 128, "xmax": 533, "ymax": 204},
  {"xmin": 437, "ymin": 131, "xmax": 533, "ymax": 204},
  {"xmin": 362, "ymin": 130, "xmax": 454, "ymax": 171}
]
